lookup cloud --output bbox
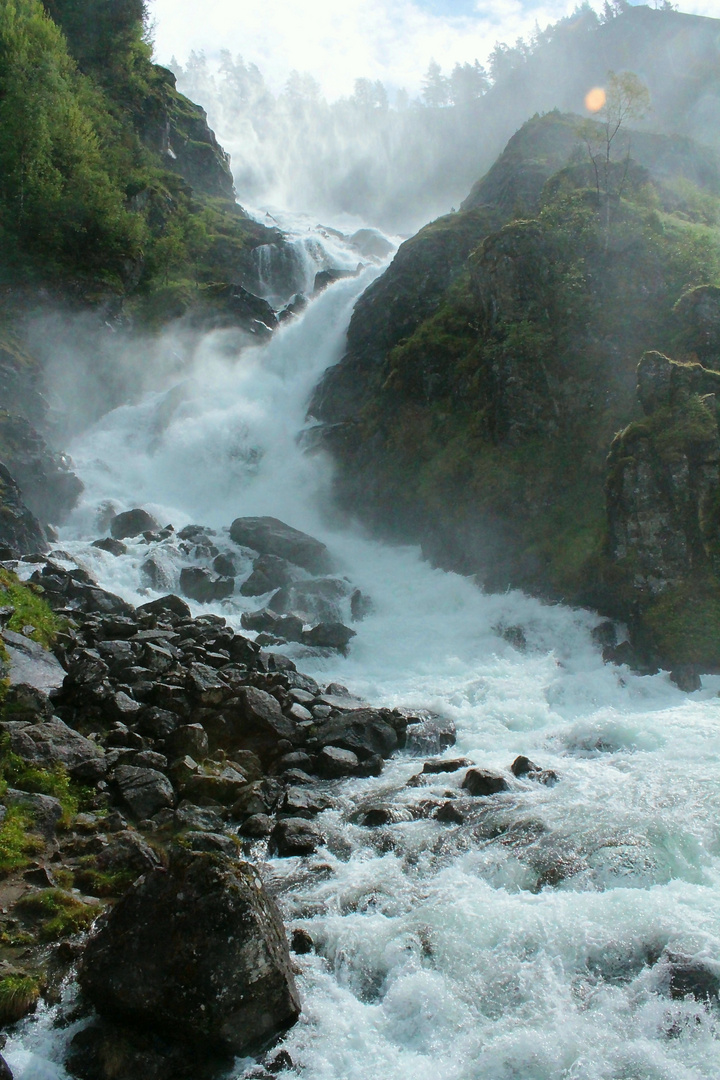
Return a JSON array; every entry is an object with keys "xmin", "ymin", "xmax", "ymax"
[{"xmin": 149, "ymin": 0, "xmax": 594, "ymax": 98}]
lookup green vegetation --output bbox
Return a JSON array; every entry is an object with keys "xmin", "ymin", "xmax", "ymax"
[
  {"xmin": 73, "ymin": 862, "xmax": 135, "ymax": 898},
  {"xmin": 0, "ymin": 972, "xmax": 40, "ymax": 1024},
  {"xmin": 0, "ymin": 568, "xmax": 64, "ymax": 648},
  {"xmin": 338, "ymin": 117, "xmax": 720, "ymax": 602},
  {"xmin": 644, "ymin": 582, "xmax": 720, "ymax": 669},
  {"xmin": 0, "ymin": 0, "xmax": 270, "ymax": 316},
  {"xmin": 0, "ymin": 806, "xmax": 42, "ymax": 875},
  {"xmin": 17, "ymin": 888, "xmax": 100, "ymax": 940}
]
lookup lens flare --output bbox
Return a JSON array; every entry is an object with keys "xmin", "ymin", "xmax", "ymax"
[{"xmin": 585, "ymin": 86, "xmax": 606, "ymax": 113}]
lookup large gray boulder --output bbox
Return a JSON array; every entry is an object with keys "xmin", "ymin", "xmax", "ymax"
[
  {"xmin": 78, "ymin": 851, "xmax": 301, "ymax": 1055},
  {"xmin": 229, "ymin": 516, "xmax": 332, "ymax": 574},
  {"xmin": 2, "ymin": 717, "xmax": 104, "ymax": 771},
  {"xmin": 110, "ymin": 509, "xmax": 161, "ymax": 540}
]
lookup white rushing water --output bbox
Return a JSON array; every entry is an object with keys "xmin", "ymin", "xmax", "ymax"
[{"xmin": 7, "ymin": 213, "xmax": 720, "ymax": 1080}]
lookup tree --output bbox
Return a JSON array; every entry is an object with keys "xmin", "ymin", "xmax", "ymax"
[
  {"xmin": 351, "ymin": 78, "xmax": 388, "ymax": 112},
  {"xmin": 581, "ymin": 70, "xmax": 651, "ymax": 243},
  {"xmin": 449, "ymin": 61, "xmax": 488, "ymax": 107},
  {"xmin": 421, "ymin": 60, "xmax": 449, "ymax": 108}
]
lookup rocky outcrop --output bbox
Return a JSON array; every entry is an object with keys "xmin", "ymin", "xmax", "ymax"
[
  {"xmin": 603, "ymin": 352, "xmax": 720, "ymax": 670},
  {"xmin": 0, "ymin": 464, "xmax": 47, "ymax": 555},
  {"xmin": 229, "ymin": 516, "xmax": 332, "ymax": 575},
  {"xmin": 78, "ymin": 850, "xmax": 300, "ymax": 1054},
  {"xmin": 0, "ymin": 412, "xmax": 82, "ymax": 526}
]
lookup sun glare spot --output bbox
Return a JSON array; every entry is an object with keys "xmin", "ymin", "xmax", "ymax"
[{"xmin": 585, "ymin": 87, "xmax": 606, "ymax": 113}]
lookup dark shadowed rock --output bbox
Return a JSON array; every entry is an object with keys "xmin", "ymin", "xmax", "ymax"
[
  {"xmin": 0, "ymin": 1053, "xmax": 12, "ymax": 1080},
  {"xmin": 268, "ymin": 819, "xmax": 324, "ymax": 857},
  {"xmin": 110, "ymin": 510, "xmax": 161, "ymax": 540},
  {"xmin": 113, "ymin": 766, "xmax": 175, "ymax": 819},
  {"xmin": 78, "ymin": 851, "xmax": 301, "ymax": 1055},
  {"xmin": 179, "ymin": 567, "xmax": 234, "ymax": 604},
  {"xmin": 137, "ymin": 594, "xmax": 192, "ymax": 620},
  {"xmin": 302, "ymin": 622, "xmax": 356, "ymax": 652},
  {"xmin": 269, "ymin": 578, "xmax": 351, "ymax": 623},
  {"xmin": 461, "ymin": 768, "xmax": 509, "ymax": 796},
  {"xmin": 422, "ymin": 758, "xmax": 473, "ymax": 775},
  {"xmin": 92, "ymin": 537, "xmax": 127, "ymax": 557},
  {"xmin": 229, "ymin": 687, "xmax": 298, "ymax": 758},
  {"xmin": 2, "ymin": 717, "xmax": 104, "ymax": 771},
  {"xmin": 317, "ymin": 746, "xmax": 359, "ymax": 778},
  {"xmin": 313, "ymin": 709, "xmax": 399, "ymax": 760},
  {"xmin": 229, "ymin": 517, "xmax": 332, "ymax": 574},
  {"xmin": 291, "ymin": 928, "xmax": 313, "ymax": 955},
  {"xmin": 240, "ymin": 554, "xmax": 296, "ymax": 597},
  {"xmin": 0, "ymin": 462, "xmax": 47, "ymax": 555}
]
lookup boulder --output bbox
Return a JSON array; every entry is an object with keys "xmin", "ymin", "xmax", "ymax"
[
  {"xmin": 313, "ymin": 709, "xmax": 399, "ymax": 760},
  {"xmin": 268, "ymin": 818, "xmax": 324, "ymax": 857},
  {"xmin": 78, "ymin": 851, "xmax": 300, "ymax": 1054},
  {"xmin": 2, "ymin": 717, "xmax": 104, "ymax": 772},
  {"xmin": 4, "ymin": 788, "xmax": 63, "ymax": 837},
  {"xmin": 2, "ymin": 628, "xmax": 65, "ymax": 692},
  {"xmin": 179, "ymin": 567, "xmax": 234, "ymax": 604},
  {"xmin": 225, "ymin": 687, "xmax": 298, "ymax": 759},
  {"xmin": 240, "ymin": 554, "xmax": 295, "ymax": 597},
  {"xmin": 92, "ymin": 537, "xmax": 127, "ymax": 557},
  {"xmin": 0, "ymin": 1053, "xmax": 12, "ymax": 1079},
  {"xmin": 317, "ymin": 746, "xmax": 359, "ymax": 778},
  {"xmin": 461, "ymin": 768, "xmax": 509, "ymax": 796},
  {"xmin": 110, "ymin": 509, "xmax": 161, "ymax": 540},
  {"xmin": 113, "ymin": 766, "xmax": 175, "ymax": 820},
  {"xmin": 229, "ymin": 517, "xmax": 332, "ymax": 574},
  {"xmin": 240, "ymin": 609, "xmax": 304, "ymax": 642},
  {"xmin": 137, "ymin": 594, "xmax": 192, "ymax": 620},
  {"xmin": 302, "ymin": 622, "xmax": 356, "ymax": 652},
  {"xmin": 269, "ymin": 578, "xmax": 351, "ymax": 623}
]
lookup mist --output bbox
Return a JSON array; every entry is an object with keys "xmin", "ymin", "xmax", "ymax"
[{"xmin": 168, "ymin": 4, "xmax": 720, "ymax": 233}]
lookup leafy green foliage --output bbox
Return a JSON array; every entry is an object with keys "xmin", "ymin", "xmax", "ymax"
[{"xmin": 0, "ymin": 0, "xmax": 145, "ymax": 283}]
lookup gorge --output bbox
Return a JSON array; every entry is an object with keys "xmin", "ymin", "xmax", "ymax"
[{"xmin": 1, "ymin": 2, "xmax": 720, "ymax": 1079}]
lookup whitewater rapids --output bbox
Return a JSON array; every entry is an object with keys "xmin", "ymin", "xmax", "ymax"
[{"xmin": 6, "ymin": 213, "xmax": 720, "ymax": 1080}]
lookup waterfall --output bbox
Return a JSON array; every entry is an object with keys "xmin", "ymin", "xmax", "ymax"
[{"xmin": 6, "ymin": 215, "xmax": 720, "ymax": 1080}]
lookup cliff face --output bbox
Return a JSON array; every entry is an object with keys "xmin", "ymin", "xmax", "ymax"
[{"xmin": 309, "ymin": 113, "xmax": 720, "ymax": 669}]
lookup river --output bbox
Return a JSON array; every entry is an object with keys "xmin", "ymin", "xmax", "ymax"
[{"xmin": 5, "ymin": 213, "xmax": 720, "ymax": 1080}]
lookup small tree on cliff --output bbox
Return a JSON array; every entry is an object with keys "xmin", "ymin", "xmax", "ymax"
[{"xmin": 582, "ymin": 70, "xmax": 650, "ymax": 244}]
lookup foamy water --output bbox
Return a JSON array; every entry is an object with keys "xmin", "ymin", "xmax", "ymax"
[{"xmin": 6, "ymin": 216, "xmax": 720, "ymax": 1079}]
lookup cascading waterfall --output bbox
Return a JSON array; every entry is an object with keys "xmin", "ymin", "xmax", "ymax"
[{"xmin": 6, "ymin": 214, "xmax": 720, "ymax": 1080}]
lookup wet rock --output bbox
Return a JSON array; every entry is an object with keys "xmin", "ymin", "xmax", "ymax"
[
  {"xmin": 591, "ymin": 621, "xmax": 617, "ymax": 648},
  {"xmin": 229, "ymin": 517, "xmax": 332, "ymax": 575},
  {"xmin": 602, "ymin": 639, "xmax": 638, "ymax": 668},
  {"xmin": 240, "ymin": 813, "xmax": 273, "ymax": 838},
  {"xmin": 0, "ymin": 1054, "xmax": 12, "ymax": 1080},
  {"xmin": 422, "ymin": 757, "xmax": 473, "ymax": 775},
  {"xmin": 361, "ymin": 806, "xmax": 393, "ymax": 827},
  {"xmin": 666, "ymin": 957, "xmax": 720, "ymax": 1000},
  {"xmin": 137, "ymin": 595, "xmax": 192, "ymax": 620},
  {"xmin": 95, "ymin": 829, "xmax": 163, "ymax": 877},
  {"xmin": 404, "ymin": 714, "xmax": 456, "ymax": 754},
  {"xmin": 138, "ymin": 707, "xmax": 181, "ymax": 741},
  {"xmin": 179, "ymin": 567, "xmax": 234, "ymax": 604},
  {"xmin": 291, "ymin": 928, "xmax": 313, "ymax": 955},
  {"xmin": 67, "ymin": 1018, "xmax": 227, "ymax": 1080},
  {"xmin": 435, "ymin": 801, "xmax": 465, "ymax": 824},
  {"xmin": 317, "ymin": 745, "xmax": 359, "ymax": 778},
  {"xmin": 182, "ymin": 765, "xmax": 249, "ymax": 805},
  {"xmin": 113, "ymin": 766, "xmax": 175, "ymax": 820},
  {"xmin": 92, "ymin": 537, "xmax": 127, "ymax": 557},
  {"xmin": 313, "ymin": 268, "xmax": 357, "ymax": 294},
  {"xmin": 302, "ymin": 622, "xmax": 356, "ymax": 652},
  {"xmin": 240, "ymin": 555, "xmax": 296, "ymax": 597},
  {"xmin": 269, "ymin": 578, "xmax": 350, "ymax": 623},
  {"xmin": 510, "ymin": 755, "xmax": 558, "ymax": 785},
  {"xmin": 78, "ymin": 850, "xmax": 301, "ymax": 1055},
  {"xmin": 184, "ymin": 831, "xmax": 238, "ymax": 857},
  {"xmin": 350, "ymin": 588, "xmax": 373, "ymax": 621},
  {"xmin": 313, "ymin": 709, "xmax": 399, "ymax": 760},
  {"xmin": 278, "ymin": 751, "xmax": 314, "ymax": 773},
  {"xmin": 241, "ymin": 609, "xmax": 305, "ymax": 643},
  {"xmin": 670, "ymin": 666, "xmax": 702, "ymax": 692},
  {"xmin": 499, "ymin": 625, "xmax": 527, "ymax": 650},
  {"xmin": 141, "ymin": 558, "xmax": 171, "ymax": 591},
  {"xmin": 268, "ymin": 818, "xmax": 324, "ymax": 857},
  {"xmin": 186, "ymin": 663, "xmax": 228, "ymax": 706},
  {"xmin": 3, "ymin": 681, "xmax": 54, "ymax": 720},
  {"xmin": 228, "ymin": 687, "xmax": 298, "ymax": 759},
  {"xmin": 212, "ymin": 553, "xmax": 237, "ymax": 578},
  {"xmin": 280, "ymin": 787, "xmax": 331, "ymax": 818},
  {"xmin": 231, "ymin": 779, "xmax": 282, "ymax": 820},
  {"xmin": 110, "ymin": 510, "xmax": 161, "ymax": 540},
  {"xmin": 461, "ymin": 768, "xmax": 509, "ymax": 796}
]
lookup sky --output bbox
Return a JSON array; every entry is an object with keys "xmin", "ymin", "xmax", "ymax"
[{"xmin": 149, "ymin": 0, "xmax": 720, "ymax": 99}]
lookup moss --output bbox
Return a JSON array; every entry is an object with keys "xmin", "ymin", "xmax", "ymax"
[
  {"xmin": 0, "ymin": 569, "xmax": 64, "ymax": 649},
  {"xmin": 0, "ymin": 806, "xmax": 43, "ymax": 876},
  {"xmin": 73, "ymin": 864, "xmax": 135, "ymax": 898},
  {"xmin": 0, "ymin": 973, "xmax": 40, "ymax": 1025},
  {"xmin": 17, "ymin": 889, "xmax": 100, "ymax": 941},
  {"xmin": 643, "ymin": 582, "xmax": 720, "ymax": 669}
]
